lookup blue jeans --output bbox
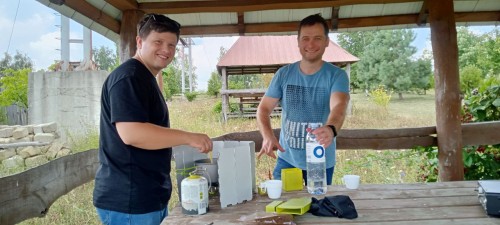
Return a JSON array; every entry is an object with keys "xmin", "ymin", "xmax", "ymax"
[
  {"xmin": 96, "ymin": 207, "xmax": 168, "ymax": 225},
  {"xmin": 273, "ymin": 157, "xmax": 334, "ymax": 185}
]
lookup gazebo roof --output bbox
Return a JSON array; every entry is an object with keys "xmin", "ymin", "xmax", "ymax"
[
  {"xmin": 36, "ymin": 0, "xmax": 499, "ymax": 42},
  {"xmin": 217, "ymin": 35, "xmax": 359, "ymax": 75}
]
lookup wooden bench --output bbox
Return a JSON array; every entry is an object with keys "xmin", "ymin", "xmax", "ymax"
[{"xmin": 226, "ymin": 90, "xmax": 281, "ymax": 118}]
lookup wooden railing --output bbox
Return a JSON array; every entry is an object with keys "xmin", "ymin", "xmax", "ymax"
[{"xmin": 1, "ymin": 121, "xmax": 499, "ymax": 225}]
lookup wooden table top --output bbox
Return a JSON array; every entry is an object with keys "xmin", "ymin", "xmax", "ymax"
[{"xmin": 162, "ymin": 181, "xmax": 499, "ymax": 225}]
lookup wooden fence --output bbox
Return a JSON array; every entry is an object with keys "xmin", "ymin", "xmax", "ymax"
[{"xmin": 1, "ymin": 121, "xmax": 499, "ymax": 225}]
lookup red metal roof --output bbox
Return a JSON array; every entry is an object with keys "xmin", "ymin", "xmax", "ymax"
[{"xmin": 217, "ymin": 35, "xmax": 359, "ymax": 75}]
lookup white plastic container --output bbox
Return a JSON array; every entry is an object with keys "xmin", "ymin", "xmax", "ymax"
[{"xmin": 181, "ymin": 167, "xmax": 209, "ymax": 215}]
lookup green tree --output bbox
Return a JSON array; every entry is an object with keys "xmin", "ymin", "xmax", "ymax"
[
  {"xmin": 207, "ymin": 71, "xmax": 222, "ymax": 97},
  {"xmin": 460, "ymin": 65, "xmax": 483, "ymax": 93},
  {"xmin": 357, "ymin": 30, "xmax": 418, "ymax": 99},
  {"xmin": 93, "ymin": 45, "xmax": 118, "ymax": 71},
  {"xmin": 411, "ymin": 57, "xmax": 433, "ymax": 94},
  {"xmin": 457, "ymin": 27, "xmax": 500, "ymax": 77},
  {"xmin": 337, "ymin": 31, "xmax": 376, "ymax": 90},
  {"xmin": 0, "ymin": 68, "xmax": 29, "ymax": 109},
  {"xmin": 0, "ymin": 51, "xmax": 33, "ymax": 72}
]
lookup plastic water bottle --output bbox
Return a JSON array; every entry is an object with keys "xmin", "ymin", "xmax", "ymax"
[{"xmin": 306, "ymin": 123, "xmax": 327, "ymax": 195}]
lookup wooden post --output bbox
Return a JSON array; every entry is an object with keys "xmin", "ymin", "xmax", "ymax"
[
  {"xmin": 345, "ymin": 63, "xmax": 352, "ymax": 115},
  {"xmin": 221, "ymin": 67, "xmax": 229, "ymax": 122},
  {"xmin": 428, "ymin": 0, "xmax": 464, "ymax": 181},
  {"xmin": 119, "ymin": 10, "xmax": 144, "ymax": 63}
]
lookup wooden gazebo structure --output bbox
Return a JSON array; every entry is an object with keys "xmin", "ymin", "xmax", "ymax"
[
  {"xmin": 216, "ymin": 35, "xmax": 359, "ymax": 120},
  {"xmin": 35, "ymin": 0, "xmax": 500, "ymax": 182},
  {"xmin": 1, "ymin": 2, "xmax": 493, "ymax": 223}
]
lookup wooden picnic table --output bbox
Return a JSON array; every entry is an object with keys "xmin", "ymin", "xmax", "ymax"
[{"xmin": 161, "ymin": 181, "xmax": 498, "ymax": 225}]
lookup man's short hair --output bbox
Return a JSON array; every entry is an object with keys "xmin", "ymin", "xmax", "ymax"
[
  {"xmin": 137, "ymin": 14, "xmax": 181, "ymax": 41},
  {"xmin": 298, "ymin": 14, "xmax": 329, "ymax": 37}
]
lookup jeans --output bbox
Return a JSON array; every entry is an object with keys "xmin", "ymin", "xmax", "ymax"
[
  {"xmin": 273, "ymin": 157, "xmax": 334, "ymax": 185},
  {"xmin": 96, "ymin": 207, "xmax": 168, "ymax": 225}
]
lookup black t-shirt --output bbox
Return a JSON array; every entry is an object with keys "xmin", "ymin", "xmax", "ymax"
[{"xmin": 93, "ymin": 58, "xmax": 172, "ymax": 214}]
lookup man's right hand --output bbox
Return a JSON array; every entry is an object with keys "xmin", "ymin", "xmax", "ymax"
[
  {"xmin": 258, "ymin": 136, "xmax": 285, "ymax": 159},
  {"xmin": 189, "ymin": 133, "xmax": 213, "ymax": 153}
]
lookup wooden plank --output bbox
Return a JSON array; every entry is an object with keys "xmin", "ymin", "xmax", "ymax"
[
  {"xmin": 295, "ymin": 206, "xmax": 488, "ymax": 224},
  {"xmin": 298, "ymin": 218, "xmax": 500, "ymax": 225},
  {"xmin": 0, "ymin": 149, "xmax": 99, "ymax": 225},
  {"xmin": 462, "ymin": 121, "xmax": 500, "ymax": 145},
  {"xmin": 221, "ymin": 89, "xmax": 266, "ymax": 95},
  {"xmin": 63, "ymin": 0, "xmax": 120, "ymax": 34},
  {"xmin": 340, "ymin": 126, "xmax": 436, "ymax": 138},
  {"xmin": 163, "ymin": 181, "xmax": 489, "ymax": 225}
]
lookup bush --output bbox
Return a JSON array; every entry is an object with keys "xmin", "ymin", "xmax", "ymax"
[
  {"xmin": 184, "ymin": 92, "xmax": 197, "ymax": 102},
  {"xmin": 370, "ymin": 86, "xmax": 392, "ymax": 108},
  {"xmin": 415, "ymin": 85, "xmax": 500, "ymax": 181},
  {"xmin": 212, "ymin": 101, "xmax": 239, "ymax": 114}
]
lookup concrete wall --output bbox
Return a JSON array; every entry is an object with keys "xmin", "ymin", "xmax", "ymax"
[{"xmin": 28, "ymin": 71, "xmax": 108, "ymax": 140}]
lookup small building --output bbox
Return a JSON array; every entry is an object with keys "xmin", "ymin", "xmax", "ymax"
[{"xmin": 216, "ymin": 35, "xmax": 359, "ymax": 121}]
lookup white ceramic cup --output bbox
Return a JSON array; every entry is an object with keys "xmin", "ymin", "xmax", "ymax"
[
  {"xmin": 264, "ymin": 180, "xmax": 283, "ymax": 199},
  {"xmin": 343, "ymin": 175, "xmax": 360, "ymax": 189}
]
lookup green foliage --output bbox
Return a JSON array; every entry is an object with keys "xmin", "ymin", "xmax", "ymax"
[
  {"xmin": 357, "ymin": 30, "xmax": 428, "ymax": 98},
  {"xmin": 370, "ymin": 86, "xmax": 392, "ymax": 108},
  {"xmin": 460, "ymin": 65, "xmax": 483, "ymax": 93},
  {"xmin": 212, "ymin": 100, "xmax": 239, "ymax": 114},
  {"xmin": 416, "ymin": 85, "xmax": 500, "ymax": 181},
  {"xmin": 68, "ymin": 127, "xmax": 100, "ymax": 153},
  {"xmin": 161, "ymin": 70, "xmax": 173, "ymax": 101},
  {"xmin": 411, "ymin": 57, "xmax": 433, "ymax": 94},
  {"xmin": 184, "ymin": 91, "xmax": 198, "ymax": 102},
  {"xmin": 337, "ymin": 31, "xmax": 376, "ymax": 90},
  {"xmin": 0, "ymin": 68, "xmax": 29, "ymax": 109},
  {"xmin": 414, "ymin": 145, "xmax": 500, "ymax": 181},
  {"xmin": 0, "ymin": 51, "xmax": 33, "ymax": 71},
  {"xmin": 164, "ymin": 64, "xmax": 182, "ymax": 95},
  {"xmin": 463, "ymin": 85, "xmax": 500, "ymax": 122},
  {"xmin": 207, "ymin": 71, "xmax": 222, "ymax": 96},
  {"xmin": 457, "ymin": 27, "xmax": 500, "ymax": 77},
  {"xmin": 92, "ymin": 45, "xmax": 118, "ymax": 71},
  {"xmin": 228, "ymin": 74, "xmax": 265, "ymax": 89}
]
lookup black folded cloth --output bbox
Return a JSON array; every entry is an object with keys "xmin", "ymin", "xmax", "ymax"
[{"xmin": 309, "ymin": 195, "xmax": 358, "ymax": 219}]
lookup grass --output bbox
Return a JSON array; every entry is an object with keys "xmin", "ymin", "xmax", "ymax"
[{"xmin": 12, "ymin": 91, "xmax": 435, "ymax": 224}]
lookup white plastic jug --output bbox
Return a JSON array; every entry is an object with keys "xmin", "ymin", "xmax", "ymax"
[{"xmin": 181, "ymin": 166, "xmax": 210, "ymax": 215}]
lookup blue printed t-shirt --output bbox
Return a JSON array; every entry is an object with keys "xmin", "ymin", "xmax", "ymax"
[{"xmin": 265, "ymin": 61, "xmax": 349, "ymax": 169}]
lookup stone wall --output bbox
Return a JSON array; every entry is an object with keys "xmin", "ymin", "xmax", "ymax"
[{"xmin": 0, "ymin": 122, "xmax": 71, "ymax": 170}]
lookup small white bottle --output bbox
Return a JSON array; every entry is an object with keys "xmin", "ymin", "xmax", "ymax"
[{"xmin": 305, "ymin": 123, "xmax": 327, "ymax": 195}]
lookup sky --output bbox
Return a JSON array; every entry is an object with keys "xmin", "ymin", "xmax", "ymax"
[{"xmin": 0, "ymin": 1, "xmax": 497, "ymax": 91}]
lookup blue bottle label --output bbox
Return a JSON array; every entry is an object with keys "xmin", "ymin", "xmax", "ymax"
[{"xmin": 306, "ymin": 143, "xmax": 325, "ymax": 163}]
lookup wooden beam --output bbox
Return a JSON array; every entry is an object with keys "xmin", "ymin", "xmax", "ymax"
[
  {"xmin": 119, "ymin": 10, "xmax": 144, "ymax": 63},
  {"xmin": 331, "ymin": 6, "xmax": 340, "ymax": 31},
  {"xmin": 63, "ymin": 0, "xmax": 120, "ymax": 34},
  {"xmin": 417, "ymin": 0, "xmax": 429, "ymax": 26},
  {"xmin": 140, "ymin": 0, "xmax": 417, "ymax": 14},
  {"xmin": 104, "ymin": 0, "xmax": 138, "ymax": 11},
  {"xmin": 455, "ymin": 11, "xmax": 500, "ymax": 23},
  {"xmin": 0, "ymin": 149, "xmax": 98, "ymax": 225},
  {"xmin": 237, "ymin": 12, "xmax": 245, "ymax": 36},
  {"xmin": 428, "ymin": 0, "xmax": 464, "ymax": 181},
  {"xmin": 180, "ymin": 11, "xmax": 497, "ymax": 36}
]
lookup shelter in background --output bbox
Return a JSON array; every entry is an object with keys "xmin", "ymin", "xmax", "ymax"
[{"xmin": 216, "ymin": 35, "xmax": 359, "ymax": 121}]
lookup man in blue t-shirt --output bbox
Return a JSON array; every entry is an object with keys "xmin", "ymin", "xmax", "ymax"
[
  {"xmin": 257, "ymin": 14, "xmax": 350, "ymax": 186},
  {"xmin": 93, "ymin": 14, "xmax": 212, "ymax": 225}
]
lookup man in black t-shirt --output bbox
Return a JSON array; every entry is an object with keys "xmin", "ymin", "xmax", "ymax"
[{"xmin": 93, "ymin": 14, "xmax": 212, "ymax": 225}]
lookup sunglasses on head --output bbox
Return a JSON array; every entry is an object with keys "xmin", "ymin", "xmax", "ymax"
[{"xmin": 139, "ymin": 14, "xmax": 181, "ymax": 34}]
